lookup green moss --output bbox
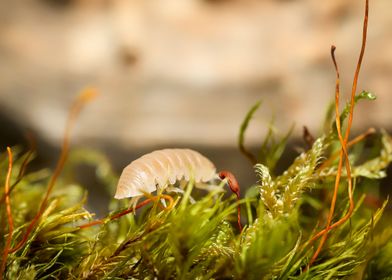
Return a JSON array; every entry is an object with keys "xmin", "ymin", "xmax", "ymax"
[
  {"xmin": 1, "ymin": 108, "xmax": 391, "ymax": 279},
  {"xmin": 2, "ymin": 1, "xmax": 391, "ymax": 278}
]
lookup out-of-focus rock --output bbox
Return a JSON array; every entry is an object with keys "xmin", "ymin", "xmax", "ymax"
[{"xmin": 0, "ymin": 0, "xmax": 391, "ymax": 150}]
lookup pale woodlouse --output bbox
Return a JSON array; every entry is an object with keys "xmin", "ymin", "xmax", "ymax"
[
  {"xmin": 115, "ymin": 149, "xmax": 216, "ymax": 199},
  {"xmin": 114, "ymin": 148, "xmax": 242, "ymax": 230}
]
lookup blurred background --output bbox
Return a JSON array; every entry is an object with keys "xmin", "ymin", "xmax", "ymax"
[{"xmin": 0, "ymin": 0, "xmax": 391, "ymax": 213}]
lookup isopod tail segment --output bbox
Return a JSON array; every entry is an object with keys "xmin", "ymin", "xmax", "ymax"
[{"xmin": 218, "ymin": 170, "xmax": 242, "ymax": 232}]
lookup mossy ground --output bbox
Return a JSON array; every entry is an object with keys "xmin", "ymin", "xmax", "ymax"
[
  {"xmin": 2, "ymin": 1, "xmax": 392, "ymax": 279},
  {"xmin": 1, "ymin": 94, "xmax": 392, "ymax": 279}
]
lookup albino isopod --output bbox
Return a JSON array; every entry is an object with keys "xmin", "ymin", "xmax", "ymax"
[
  {"xmin": 114, "ymin": 148, "xmax": 242, "ymax": 231},
  {"xmin": 115, "ymin": 149, "xmax": 216, "ymax": 198}
]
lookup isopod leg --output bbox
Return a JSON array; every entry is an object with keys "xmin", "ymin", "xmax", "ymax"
[{"xmin": 218, "ymin": 171, "xmax": 243, "ymax": 232}]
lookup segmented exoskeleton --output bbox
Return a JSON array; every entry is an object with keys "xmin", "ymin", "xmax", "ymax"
[
  {"xmin": 115, "ymin": 149, "xmax": 216, "ymax": 198},
  {"xmin": 114, "ymin": 148, "xmax": 242, "ymax": 230}
]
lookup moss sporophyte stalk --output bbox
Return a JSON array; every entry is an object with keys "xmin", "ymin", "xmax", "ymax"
[{"xmin": 2, "ymin": 0, "xmax": 392, "ymax": 279}]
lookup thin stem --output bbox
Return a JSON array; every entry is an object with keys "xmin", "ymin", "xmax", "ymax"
[
  {"xmin": 308, "ymin": 0, "xmax": 369, "ymax": 266},
  {"xmin": 309, "ymin": 45, "xmax": 351, "ymax": 266},
  {"xmin": 1, "ymin": 147, "xmax": 14, "ymax": 280},
  {"xmin": 0, "ymin": 133, "xmax": 36, "ymax": 203},
  {"xmin": 9, "ymin": 88, "xmax": 97, "ymax": 254},
  {"xmin": 345, "ymin": 0, "xmax": 369, "ymax": 145},
  {"xmin": 78, "ymin": 194, "xmax": 174, "ymax": 229}
]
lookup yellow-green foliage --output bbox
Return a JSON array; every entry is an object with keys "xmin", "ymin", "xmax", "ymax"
[{"xmin": 1, "ymin": 104, "xmax": 392, "ymax": 279}]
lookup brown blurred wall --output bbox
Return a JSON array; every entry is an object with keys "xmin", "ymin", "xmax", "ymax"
[{"xmin": 0, "ymin": 0, "xmax": 391, "ymax": 175}]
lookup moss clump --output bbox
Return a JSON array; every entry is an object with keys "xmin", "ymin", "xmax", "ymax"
[
  {"xmin": 1, "ymin": 91, "xmax": 392, "ymax": 279},
  {"xmin": 2, "ymin": 0, "xmax": 392, "ymax": 279}
]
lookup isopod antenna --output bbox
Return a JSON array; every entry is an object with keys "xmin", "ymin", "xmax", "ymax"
[{"xmin": 218, "ymin": 171, "xmax": 242, "ymax": 232}]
